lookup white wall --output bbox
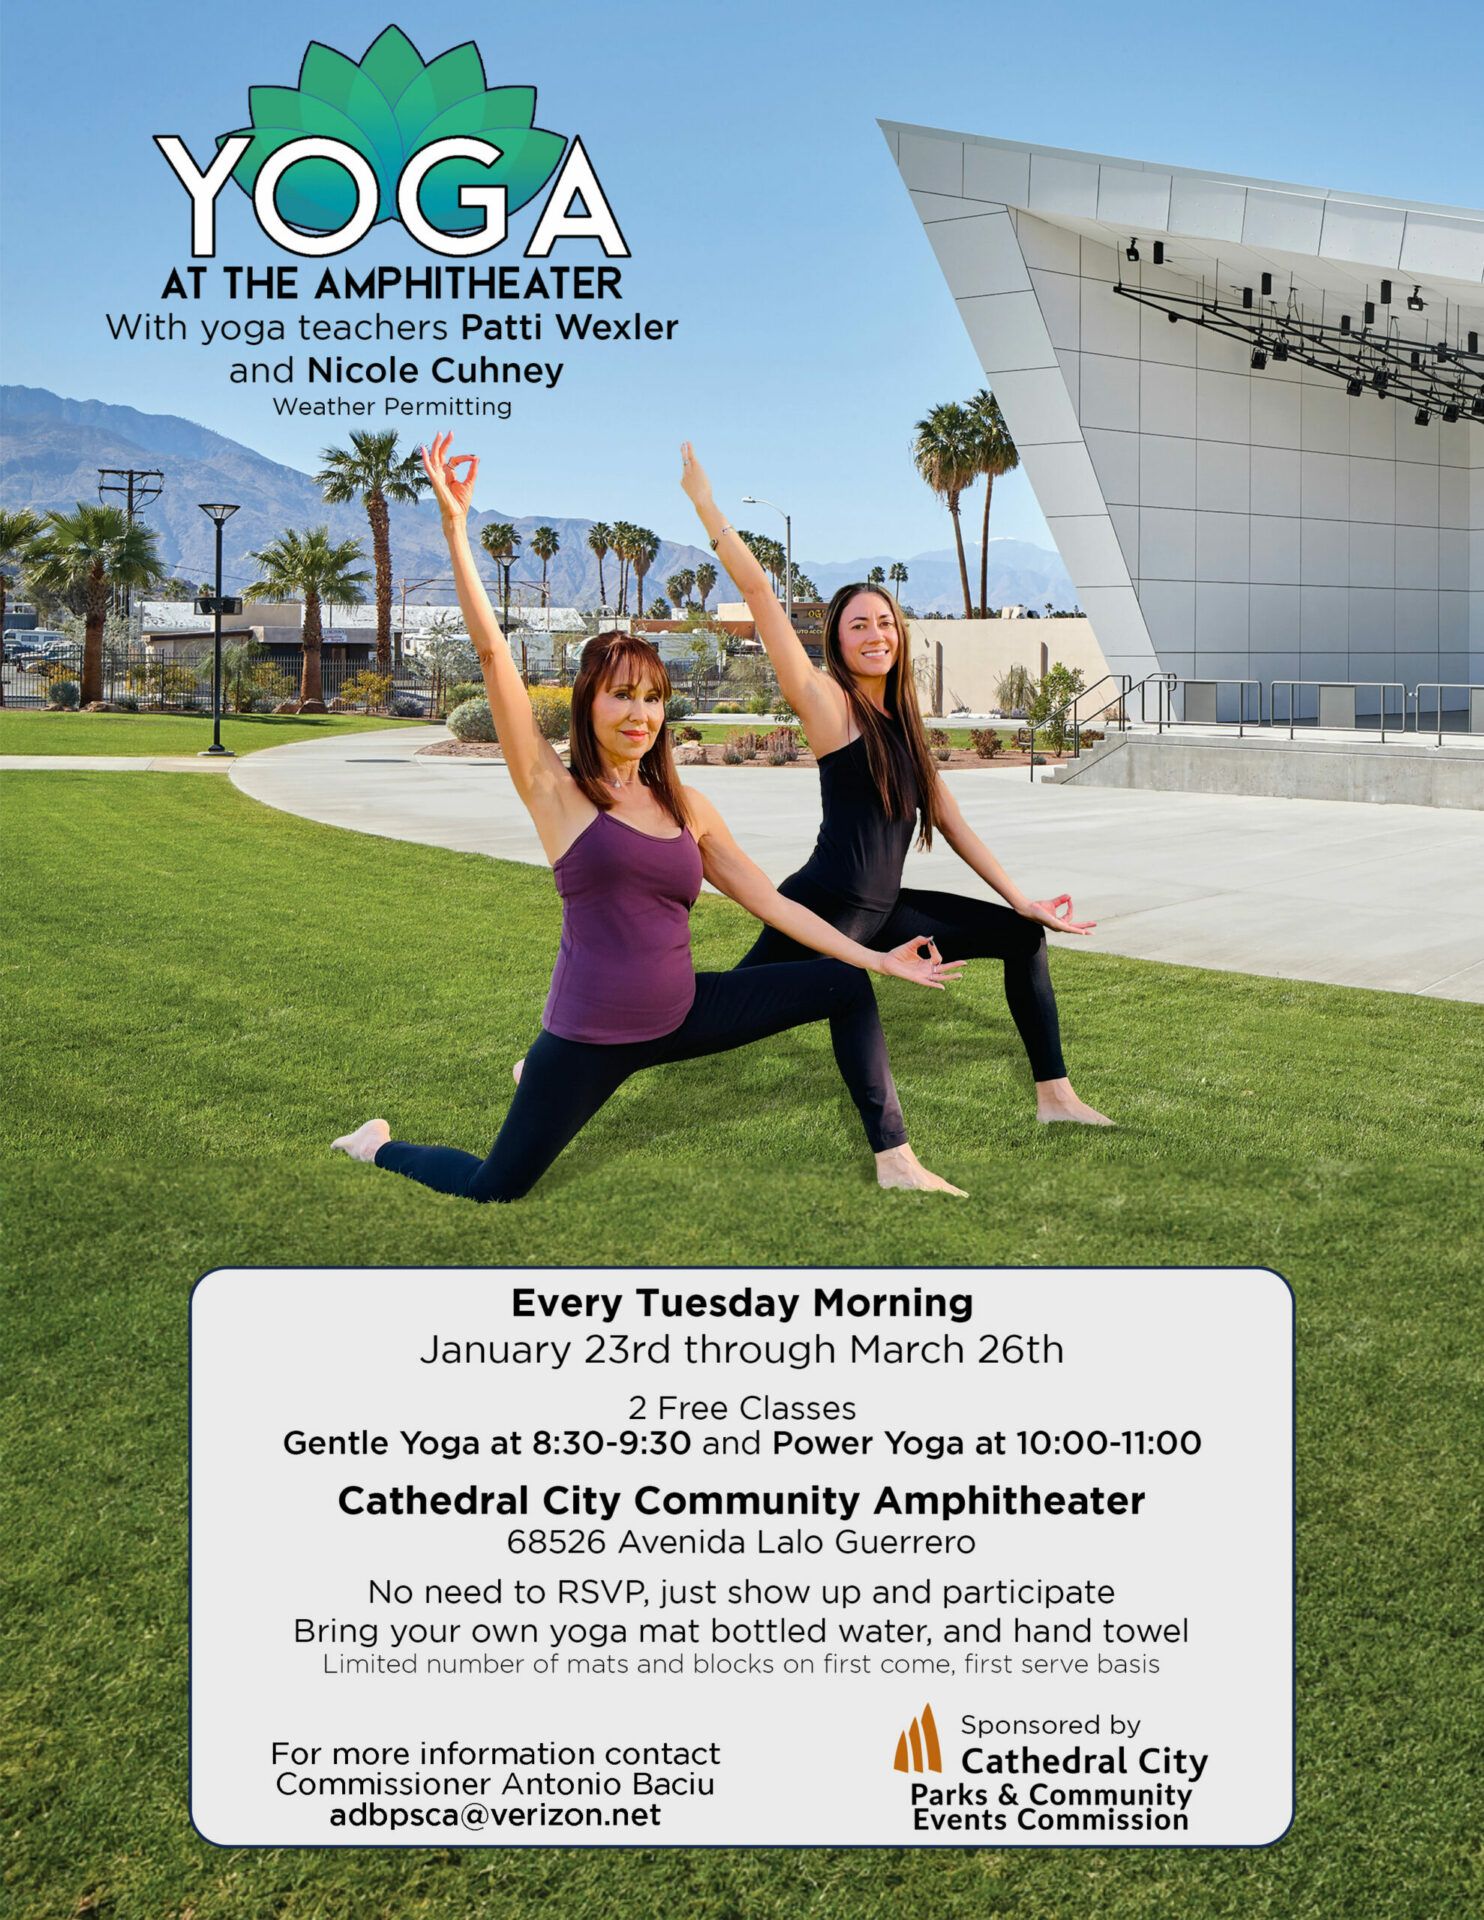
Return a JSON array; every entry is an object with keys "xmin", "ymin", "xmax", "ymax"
[{"xmin": 907, "ymin": 615, "xmax": 1109, "ymax": 714}]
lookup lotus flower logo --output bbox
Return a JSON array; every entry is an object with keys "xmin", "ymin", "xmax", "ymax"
[{"xmin": 218, "ymin": 25, "xmax": 566, "ymax": 235}]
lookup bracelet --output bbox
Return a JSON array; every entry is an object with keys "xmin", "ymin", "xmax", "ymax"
[{"xmin": 709, "ymin": 524, "xmax": 733, "ymax": 552}]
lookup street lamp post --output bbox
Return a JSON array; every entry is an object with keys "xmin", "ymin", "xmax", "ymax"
[
  {"xmin": 196, "ymin": 502, "xmax": 240, "ymax": 757},
  {"xmin": 742, "ymin": 494, "xmax": 792, "ymax": 632}
]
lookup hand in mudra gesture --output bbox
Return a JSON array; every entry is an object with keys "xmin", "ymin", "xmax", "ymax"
[
  {"xmin": 421, "ymin": 431, "xmax": 478, "ymax": 522},
  {"xmin": 1022, "ymin": 895, "xmax": 1096, "ymax": 936},
  {"xmin": 883, "ymin": 936, "xmax": 966, "ymax": 990}
]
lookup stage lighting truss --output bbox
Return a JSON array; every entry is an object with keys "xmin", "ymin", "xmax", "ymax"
[{"xmin": 1114, "ymin": 281, "xmax": 1484, "ymax": 421}]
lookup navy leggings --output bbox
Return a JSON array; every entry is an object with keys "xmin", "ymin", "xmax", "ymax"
[
  {"xmin": 374, "ymin": 959, "xmax": 907, "ymax": 1204},
  {"xmin": 737, "ymin": 878, "xmax": 1067, "ymax": 1083}
]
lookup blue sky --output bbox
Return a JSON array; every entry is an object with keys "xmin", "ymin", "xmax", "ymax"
[{"xmin": 2, "ymin": 0, "xmax": 1479, "ymax": 560}]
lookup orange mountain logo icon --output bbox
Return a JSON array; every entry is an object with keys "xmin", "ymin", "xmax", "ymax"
[{"xmin": 892, "ymin": 1703, "xmax": 942, "ymax": 1773}]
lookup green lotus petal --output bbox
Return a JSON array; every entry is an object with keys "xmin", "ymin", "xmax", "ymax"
[
  {"xmin": 415, "ymin": 43, "xmax": 496, "ymax": 116},
  {"xmin": 217, "ymin": 30, "xmax": 565, "ymax": 235},
  {"xmin": 415, "ymin": 126, "xmax": 568, "ymax": 228},
  {"xmin": 356, "ymin": 26, "xmax": 427, "ymax": 103}
]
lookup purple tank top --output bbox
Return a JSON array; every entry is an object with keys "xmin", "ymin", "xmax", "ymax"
[{"xmin": 543, "ymin": 808, "xmax": 704, "ymax": 1043}]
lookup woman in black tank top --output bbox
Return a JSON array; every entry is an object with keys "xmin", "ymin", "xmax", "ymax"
[{"xmin": 682, "ymin": 444, "xmax": 1111, "ymax": 1126}]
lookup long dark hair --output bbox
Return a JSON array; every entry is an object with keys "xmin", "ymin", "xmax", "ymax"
[
  {"xmin": 568, "ymin": 632, "xmax": 689, "ymax": 830},
  {"xmin": 820, "ymin": 585, "xmax": 941, "ymax": 848}
]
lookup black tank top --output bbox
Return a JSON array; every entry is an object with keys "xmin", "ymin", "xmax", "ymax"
[{"xmin": 795, "ymin": 722, "xmax": 919, "ymax": 912}]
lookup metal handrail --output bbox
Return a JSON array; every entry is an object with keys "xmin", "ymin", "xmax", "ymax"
[
  {"xmin": 1413, "ymin": 683, "xmax": 1484, "ymax": 747},
  {"xmin": 1174, "ymin": 677, "xmax": 1265, "ymax": 735},
  {"xmin": 1026, "ymin": 672, "xmax": 1132, "ymax": 781},
  {"xmin": 1270, "ymin": 681, "xmax": 1406, "ymax": 743}
]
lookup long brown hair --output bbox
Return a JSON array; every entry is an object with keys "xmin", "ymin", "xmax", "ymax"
[
  {"xmin": 568, "ymin": 632, "xmax": 689, "ymax": 830},
  {"xmin": 820, "ymin": 585, "xmax": 941, "ymax": 848}
]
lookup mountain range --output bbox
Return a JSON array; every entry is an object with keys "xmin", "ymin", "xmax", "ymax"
[{"xmin": 0, "ymin": 386, "xmax": 1076, "ymax": 616}]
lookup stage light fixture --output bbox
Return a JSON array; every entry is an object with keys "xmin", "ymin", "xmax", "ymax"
[
  {"xmin": 1472, "ymin": 395, "xmax": 1484, "ymax": 417},
  {"xmin": 1469, "ymin": 332, "xmax": 1479, "ymax": 355},
  {"xmin": 1260, "ymin": 272, "xmax": 1272, "ymax": 296},
  {"xmin": 1414, "ymin": 407, "xmax": 1430, "ymax": 425},
  {"xmin": 1251, "ymin": 347, "xmax": 1267, "ymax": 369},
  {"xmin": 1442, "ymin": 404, "xmax": 1460, "ymax": 422},
  {"xmin": 1364, "ymin": 301, "xmax": 1375, "ymax": 325},
  {"xmin": 1153, "ymin": 241, "xmax": 1165, "ymax": 264},
  {"xmin": 1411, "ymin": 350, "xmax": 1422, "ymax": 368},
  {"xmin": 1167, "ymin": 310, "xmax": 1179, "ymax": 323},
  {"xmin": 1126, "ymin": 239, "xmax": 1140, "ymax": 262},
  {"xmin": 1272, "ymin": 340, "xmax": 1289, "ymax": 361},
  {"xmin": 1407, "ymin": 286, "xmax": 1425, "ymax": 310},
  {"xmin": 1340, "ymin": 314, "xmax": 1352, "ymax": 334},
  {"xmin": 1346, "ymin": 377, "xmax": 1363, "ymax": 396},
  {"xmin": 1380, "ymin": 279, "xmax": 1392, "ymax": 304},
  {"xmin": 1372, "ymin": 370, "xmax": 1388, "ymax": 393},
  {"xmin": 1242, "ymin": 286, "xmax": 1253, "ymax": 308}
]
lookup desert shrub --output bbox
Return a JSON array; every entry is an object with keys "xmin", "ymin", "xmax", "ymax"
[
  {"xmin": 1080, "ymin": 729, "xmax": 1103, "ymax": 747},
  {"xmin": 927, "ymin": 727, "xmax": 949, "ymax": 748},
  {"xmin": 745, "ymin": 693, "xmax": 773, "ymax": 716},
  {"xmin": 727, "ymin": 730, "xmax": 760, "ymax": 761},
  {"xmin": 714, "ymin": 700, "xmax": 742, "ymax": 713},
  {"xmin": 722, "ymin": 743, "xmax": 744, "ymax": 765},
  {"xmin": 447, "ymin": 697, "xmax": 497, "ymax": 743},
  {"xmin": 970, "ymin": 729, "xmax": 1001, "ymax": 759},
  {"xmin": 764, "ymin": 727, "xmax": 797, "ymax": 762},
  {"xmin": 339, "ymin": 670, "xmax": 395, "ymax": 713},
  {"xmin": 674, "ymin": 724, "xmax": 702, "ymax": 743},
  {"xmin": 392, "ymin": 696, "xmax": 423, "ymax": 717},
  {"xmin": 665, "ymin": 693, "xmax": 695, "ymax": 722},
  {"xmin": 529, "ymin": 685, "xmax": 573, "ymax": 742},
  {"xmin": 765, "ymin": 747, "xmax": 790, "ymax": 766},
  {"xmin": 46, "ymin": 680, "xmax": 80, "ymax": 709},
  {"xmin": 113, "ymin": 693, "xmax": 140, "ymax": 713},
  {"xmin": 447, "ymin": 681, "xmax": 485, "ymax": 710},
  {"xmin": 935, "ymin": 747, "xmax": 952, "ymax": 763}
]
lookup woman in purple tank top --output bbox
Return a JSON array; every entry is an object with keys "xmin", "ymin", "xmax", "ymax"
[{"xmin": 331, "ymin": 433, "xmax": 965, "ymax": 1203}]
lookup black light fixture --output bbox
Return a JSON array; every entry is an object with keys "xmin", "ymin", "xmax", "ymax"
[
  {"xmin": 1472, "ymin": 395, "xmax": 1484, "ymax": 417},
  {"xmin": 1380, "ymin": 279, "xmax": 1392, "ymax": 304},
  {"xmin": 1260, "ymin": 271, "xmax": 1272, "ymax": 296},
  {"xmin": 1167, "ymin": 310, "xmax": 1179, "ymax": 323},
  {"xmin": 1414, "ymin": 406, "xmax": 1431, "ymax": 425},
  {"xmin": 1273, "ymin": 339, "xmax": 1290, "ymax": 361},
  {"xmin": 1251, "ymin": 346, "xmax": 1267, "ymax": 369},
  {"xmin": 1470, "ymin": 332, "xmax": 1480, "ymax": 355},
  {"xmin": 1152, "ymin": 240, "xmax": 1165, "ymax": 264},
  {"xmin": 1346, "ymin": 377, "xmax": 1363, "ymax": 396},
  {"xmin": 1242, "ymin": 286, "xmax": 1253, "ymax": 309},
  {"xmin": 1126, "ymin": 238, "xmax": 1140, "ymax": 262},
  {"xmin": 196, "ymin": 501, "xmax": 241, "ymax": 759},
  {"xmin": 1442, "ymin": 403, "xmax": 1460, "ymax": 422},
  {"xmin": 1407, "ymin": 285, "xmax": 1425, "ymax": 311},
  {"xmin": 1340, "ymin": 314, "xmax": 1352, "ymax": 334},
  {"xmin": 1372, "ymin": 369, "xmax": 1389, "ymax": 393},
  {"xmin": 1364, "ymin": 301, "xmax": 1375, "ymax": 325},
  {"xmin": 1435, "ymin": 340, "xmax": 1449, "ymax": 362},
  {"xmin": 1411, "ymin": 350, "xmax": 1422, "ymax": 368}
]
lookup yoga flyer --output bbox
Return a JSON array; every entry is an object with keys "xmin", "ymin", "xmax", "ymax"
[{"xmin": 3, "ymin": 5, "xmax": 1477, "ymax": 1920}]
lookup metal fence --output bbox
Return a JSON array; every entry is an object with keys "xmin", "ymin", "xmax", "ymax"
[{"xmin": 1, "ymin": 642, "xmax": 440, "ymax": 714}]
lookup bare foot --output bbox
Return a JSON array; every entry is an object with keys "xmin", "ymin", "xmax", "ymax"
[
  {"xmin": 1036, "ymin": 1078, "xmax": 1114, "ymax": 1126},
  {"xmin": 332, "ymin": 1118, "xmax": 391, "ymax": 1161},
  {"xmin": 513, "ymin": 1057, "xmax": 524, "ymax": 1085},
  {"xmin": 875, "ymin": 1144, "xmax": 967, "ymax": 1196}
]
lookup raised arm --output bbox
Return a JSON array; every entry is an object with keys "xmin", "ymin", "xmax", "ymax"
[
  {"xmin": 421, "ymin": 434, "xmax": 581, "ymax": 852},
  {"xmin": 684, "ymin": 789, "xmax": 961, "ymax": 988},
  {"xmin": 679, "ymin": 443, "xmax": 850, "ymax": 751},
  {"xmin": 933, "ymin": 778, "xmax": 1097, "ymax": 936}
]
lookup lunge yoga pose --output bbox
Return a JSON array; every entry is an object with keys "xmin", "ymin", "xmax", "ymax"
[
  {"xmin": 332, "ymin": 433, "xmax": 966, "ymax": 1201},
  {"xmin": 680, "ymin": 443, "xmax": 1110, "ymax": 1125}
]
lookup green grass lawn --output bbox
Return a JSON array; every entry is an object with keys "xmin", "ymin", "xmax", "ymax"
[
  {"xmin": 3, "ymin": 774, "xmax": 1481, "ymax": 1920},
  {"xmin": 0, "ymin": 709, "xmax": 424, "ymax": 756}
]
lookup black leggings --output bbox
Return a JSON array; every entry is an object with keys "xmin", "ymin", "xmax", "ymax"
[
  {"xmin": 736, "ymin": 878, "xmax": 1066, "ymax": 1083},
  {"xmin": 374, "ymin": 960, "xmax": 907, "ymax": 1203}
]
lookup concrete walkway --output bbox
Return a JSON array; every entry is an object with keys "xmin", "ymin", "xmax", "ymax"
[{"xmin": 227, "ymin": 728, "xmax": 1484, "ymax": 1003}]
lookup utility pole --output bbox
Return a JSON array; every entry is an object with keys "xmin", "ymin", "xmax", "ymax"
[{"xmin": 98, "ymin": 469, "xmax": 164, "ymax": 616}]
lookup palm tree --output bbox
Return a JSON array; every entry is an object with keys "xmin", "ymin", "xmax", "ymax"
[
  {"xmin": 479, "ymin": 522, "xmax": 523, "ymax": 675},
  {"xmin": 244, "ymin": 526, "xmax": 370, "ymax": 712},
  {"xmin": 530, "ymin": 525, "xmax": 561, "ymax": 610},
  {"xmin": 889, "ymin": 561, "xmax": 909, "ymax": 602},
  {"xmin": 967, "ymin": 388, "xmax": 1019, "ymax": 616},
  {"xmin": 0, "ymin": 507, "xmax": 41, "ymax": 709},
  {"xmin": 667, "ymin": 567, "xmax": 695, "ymax": 610},
  {"xmin": 631, "ymin": 529, "xmax": 659, "ymax": 627},
  {"xmin": 586, "ymin": 522, "xmax": 613, "ymax": 608},
  {"xmin": 24, "ymin": 505, "xmax": 161, "ymax": 704},
  {"xmin": 867, "ymin": 565, "xmax": 886, "ymax": 590},
  {"xmin": 314, "ymin": 430, "xmax": 426, "ymax": 672},
  {"xmin": 609, "ymin": 521, "xmax": 641, "ymax": 613},
  {"xmin": 695, "ymin": 560, "xmax": 717, "ymax": 610},
  {"xmin": 912, "ymin": 401, "xmax": 978, "ymax": 617}
]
